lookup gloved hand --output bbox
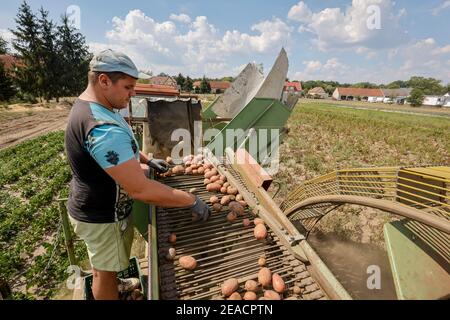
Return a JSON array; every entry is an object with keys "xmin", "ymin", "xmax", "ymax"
[
  {"xmin": 190, "ymin": 195, "xmax": 211, "ymax": 222},
  {"xmin": 147, "ymin": 158, "xmax": 169, "ymax": 174}
]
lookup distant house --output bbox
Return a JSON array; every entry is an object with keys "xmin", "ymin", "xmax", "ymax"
[
  {"xmin": 192, "ymin": 80, "xmax": 231, "ymax": 93},
  {"xmin": 0, "ymin": 54, "xmax": 24, "ymax": 76},
  {"xmin": 148, "ymin": 76, "xmax": 178, "ymax": 89},
  {"xmin": 307, "ymin": 87, "xmax": 327, "ymax": 99},
  {"xmin": 284, "ymin": 81, "xmax": 302, "ymax": 95},
  {"xmin": 332, "ymin": 87, "xmax": 384, "ymax": 102},
  {"xmin": 380, "ymin": 88, "xmax": 412, "ymax": 104},
  {"xmin": 422, "ymin": 95, "xmax": 445, "ymax": 107},
  {"xmin": 443, "ymin": 93, "xmax": 450, "ymax": 108}
]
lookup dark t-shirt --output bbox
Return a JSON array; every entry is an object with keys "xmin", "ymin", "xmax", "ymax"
[{"xmin": 64, "ymin": 99, "xmax": 139, "ymax": 223}]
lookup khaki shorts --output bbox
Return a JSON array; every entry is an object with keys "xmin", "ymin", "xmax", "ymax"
[{"xmin": 69, "ymin": 214, "xmax": 134, "ymax": 272}]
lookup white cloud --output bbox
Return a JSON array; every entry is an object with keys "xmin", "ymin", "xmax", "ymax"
[
  {"xmin": 287, "ymin": 1, "xmax": 312, "ymax": 23},
  {"xmin": 88, "ymin": 10, "xmax": 292, "ymax": 78},
  {"xmin": 169, "ymin": 13, "xmax": 191, "ymax": 23},
  {"xmin": 431, "ymin": 1, "xmax": 450, "ymax": 15},
  {"xmin": 288, "ymin": 0, "xmax": 408, "ymax": 51},
  {"xmin": 293, "ymin": 57, "xmax": 351, "ymax": 81}
]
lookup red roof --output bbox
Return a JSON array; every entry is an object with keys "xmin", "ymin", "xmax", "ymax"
[
  {"xmin": 192, "ymin": 80, "xmax": 231, "ymax": 90},
  {"xmin": 284, "ymin": 81, "xmax": 302, "ymax": 91},
  {"xmin": 336, "ymin": 87, "xmax": 383, "ymax": 97},
  {"xmin": 134, "ymin": 83, "xmax": 179, "ymax": 96},
  {"xmin": 0, "ymin": 55, "xmax": 24, "ymax": 72}
]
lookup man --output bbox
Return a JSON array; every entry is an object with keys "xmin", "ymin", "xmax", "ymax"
[{"xmin": 65, "ymin": 49, "xmax": 210, "ymax": 300}]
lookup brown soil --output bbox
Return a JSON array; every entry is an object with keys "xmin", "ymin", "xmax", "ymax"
[{"xmin": 0, "ymin": 101, "xmax": 71, "ymax": 149}]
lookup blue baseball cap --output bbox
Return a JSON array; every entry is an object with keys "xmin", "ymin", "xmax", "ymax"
[{"xmin": 89, "ymin": 49, "xmax": 150, "ymax": 79}]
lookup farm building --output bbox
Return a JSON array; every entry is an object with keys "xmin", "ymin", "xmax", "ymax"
[
  {"xmin": 423, "ymin": 95, "xmax": 446, "ymax": 106},
  {"xmin": 0, "ymin": 54, "xmax": 24, "ymax": 76},
  {"xmin": 192, "ymin": 80, "xmax": 231, "ymax": 93},
  {"xmin": 307, "ymin": 87, "xmax": 327, "ymax": 99},
  {"xmin": 381, "ymin": 88, "xmax": 412, "ymax": 104},
  {"xmin": 332, "ymin": 87, "xmax": 384, "ymax": 102},
  {"xmin": 284, "ymin": 81, "xmax": 302, "ymax": 95},
  {"xmin": 443, "ymin": 93, "xmax": 450, "ymax": 108},
  {"xmin": 148, "ymin": 76, "xmax": 178, "ymax": 89}
]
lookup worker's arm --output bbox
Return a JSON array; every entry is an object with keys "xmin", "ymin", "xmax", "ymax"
[
  {"xmin": 106, "ymin": 158, "xmax": 195, "ymax": 207},
  {"xmin": 139, "ymin": 151, "xmax": 149, "ymax": 164}
]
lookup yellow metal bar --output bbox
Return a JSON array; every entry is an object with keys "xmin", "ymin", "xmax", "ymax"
[{"xmin": 396, "ymin": 182, "xmax": 450, "ymax": 201}]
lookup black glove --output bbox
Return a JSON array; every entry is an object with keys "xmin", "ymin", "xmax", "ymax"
[
  {"xmin": 190, "ymin": 195, "xmax": 211, "ymax": 222},
  {"xmin": 147, "ymin": 158, "xmax": 169, "ymax": 174}
]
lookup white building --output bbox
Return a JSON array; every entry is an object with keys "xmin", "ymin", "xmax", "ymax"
[{"xmin": 422, "ymin": 95, "xmax": 445, "ymax": 107}]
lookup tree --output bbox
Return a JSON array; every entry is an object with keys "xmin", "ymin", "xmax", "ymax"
[
  {"xmin": 407, "ymin": 88, "xmax": 424, "ymax": 107},
  {"xmin": 175, "ymin": 73, "xmax": 185, "ymax": 89},
  {"xmin": 0, "ymin": 61, "xmax": 16, "ymax": 101},
  {"xmin": 182, "ymin": 76, "xmax": 193, "ymax": 92},
  {"xmin": 10, "ymin": 1, "xmax": 42, "ymax": 100},
  {"xmin": 0, "ymin": 35, "xmax": 8, "ymax": 54},
  {"xmin": 38, "ymin": 7, "xmax": 59, "ymax": 102},
  {"xmin": 200, "ymin": 76, "xmax": 210, "ymax": 94},
  {"xmin": 57, "ymin": 14, "xmax": 91, "ymax": 98},
  {"xmin": 407, "ymin": 76, "xmax": 445, "ymax": 95}
]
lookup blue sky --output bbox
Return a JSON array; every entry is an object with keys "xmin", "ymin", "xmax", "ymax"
[{"xmin": 1, "ymin": 0, "xmax": 449, "ymax": 84}]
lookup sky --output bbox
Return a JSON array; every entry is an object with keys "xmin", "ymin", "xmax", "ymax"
[{"xmin": 1, "ymin": 0, "xmax": 450, "ymax": 84}]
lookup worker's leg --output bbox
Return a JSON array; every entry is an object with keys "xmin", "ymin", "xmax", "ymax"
[{"xmin": 92, "ymin": 269, "xmax": 119, "ymax": 300}]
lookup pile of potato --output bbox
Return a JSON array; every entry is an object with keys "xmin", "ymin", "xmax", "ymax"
[{"xmin": 216, "ymin": 261, "xmax": 290, "ymax": 300}]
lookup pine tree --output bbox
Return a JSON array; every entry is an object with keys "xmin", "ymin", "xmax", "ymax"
[
  {"xmin": 175, "ymin": 73, "xmax": 185, "ymax": 89},
  {"xmin": 38, "ymin": 7, "xmax": 59, "ymax": 102},
  {"xmin": 0, "ymin": 36, "xmax": 8, "ymax": 54},
  {"xmin": 200, "ymin": 76, "xmax": 210, "ymax": 94},
  {"xmin": 10, "ymin": 1, "xmax": 42, "ymax": 100},
  {"xmin": 0, "ymin": 61, "xmax": 16, "ymax": 101},
  {"xmin": 183, "ymin": 76, "xmax": 193, "ymax": 92},
  {"xmin": 57, "ymin": 14, "xmax": 91, "ymax": 97}
]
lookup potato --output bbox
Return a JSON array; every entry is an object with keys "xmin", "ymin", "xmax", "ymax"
[
  {"xmin": 179, "ymin": 256, "xmax": 197, "ymax": 270},
  {"xmin": 220, "ymin": 195, "xmax": 231, "ymax": 205},
  {"xmin": 192, "ymin": 169, "xmax": 198, "ymax": 175},
  {"xmin": 185, "ymin": 161, "xmax": 192, "ymax": 167},
  {"xmin": 223, "ymin": 182, "xmax": 230, "ymax": 188},
  {"xmin": 221, "ymin": 278, "xmax": 239, "ymax": 297},
  {"xmin": 243, "ymin": 218, "xmax": 251, "ymax": 227},
  {"xmin": 272, "ymin": 273, "xmax": 286, "ymax": 293},
  {"xmin": 189, "ymin": 188, "xmax": 197, "ymax": 194},
  {"xmin": 228, "ymin": 195, "xmax": 236, "ymax": 201},
  {"xmin": 258, "ymin": 267, "xmax": 272, "ymax": 287},
  {"xmin": 206, "ymin": 183, "xmax": 221, "ymax": 192},
  {"xmin": 183, "ymin": 155, "xmax": 193, "ymax": 163},
  {"xmin": 227, "ymin": 186, "xmax": 238, "ymax": 195},
  {"xmin": 165, "ymin": 247, "xmax": 176, "ymax": 261},
  {"xmin": 228, "ymin": 292, "xmax": 242, "ymax": 300},
  {"xmin": 243, "ymin": 291, "xmax": 257, "ymax": 300},
  {"xmin": 203, "ymin": 178, "xmax": 211, "ymax": 185},
  {"xmin": 258, "ymin": 297, "xmax": 267, "ymax": 300},
  {"xmin": 197, "ymin": 167, "xmax": 205, "ymax": 174},
  {"xmin": 254, "ymin": 218, "xmax": 265, "ymax": 226},
  {"xmin": 264, "ymin": 290, "xmax": 281, "ymax": 300},
  {"xmin": 204, "ymin": 169, "xmax": 217, "ymax": 179},
  {"xmin": 185, "ymin": 167, "xmax": 193, "ymax": 175},
  {"xmin": 166, "ymin": 156, "xmax": 174, "ymax": 165},
  {"xmin": 204, "ymin": 162, "xmax": 213, "ymax": 169},
  {"xmin": 254, "ymin": 224, "xmax": 267, "ymax": 240},
  {"xmin": 210, "ymin": 175, "xmax": 220, "ymax": 183},
  {"xmin": 219, "ymin": 175, "xmax": 227, "ymax": 182},
  {"xmin": 220, "ymin": 186, "xmax": 228, "ymax": 194},
  {"xmin": 238, "ymin": 200, "xmax": 247, "ymax": 207},
  {"xmin": 227, "ymin": 212, "xmax": 237, "ymax": 223},
  {"xmin": 228, "ymin": 201, "xmax": 244, "ymax": 216},
  {"xmin": 172, "ymin": 165, "xmax": 185, "ymax": 175},
  {"xmin": 258, "ymin": 256, "xmax": 266, "ymax": 267},
  {"xmin": 168, "ymin": 233, "xmax": 177, "ymax": 244},
  {"xmin": 209, "ymin": 196, "xmax": 219, "ymax": 204},
  {"xmin": 293, "ymin": 286, "xmax": 301, "ymax": 294},
  {"xmin": 216, "ymin": 179, "xmax": 224, "ymax": 186},
  {"xmin": 191, "ymin": 164, "xmax": 199, "ymax": 170},
  {"xmin": 244, "ymin": 280, "xmax": 259, "ymax": 292},
  {"xmin": 204, "ymin": 168, "xmax": 211, "ymax": 173},
  {"xmin": 212, "ymin": 203, "xmax": 222, "ymax": 212},
  {"xmin": 236, "ymin": 194, "xmax": 243, "ymax": 201}
]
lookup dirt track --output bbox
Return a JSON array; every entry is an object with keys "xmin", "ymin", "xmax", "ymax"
[{"xmin": 0, "ymin": 107, "xmax": 70, "ymax": 150}]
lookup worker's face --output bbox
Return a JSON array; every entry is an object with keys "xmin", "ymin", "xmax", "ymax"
[{"xmin": 98, "ymin": 74, "xmax": 136, "ymax": 108}]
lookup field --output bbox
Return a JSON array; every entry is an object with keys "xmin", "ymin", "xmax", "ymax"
[
  {"xmin": 0, "ymin": 98, "xmax": 449, "ymax": 299},
  {"xmin": 271, "ymin": 100, "xmax": 450, "ymax": 245}
]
